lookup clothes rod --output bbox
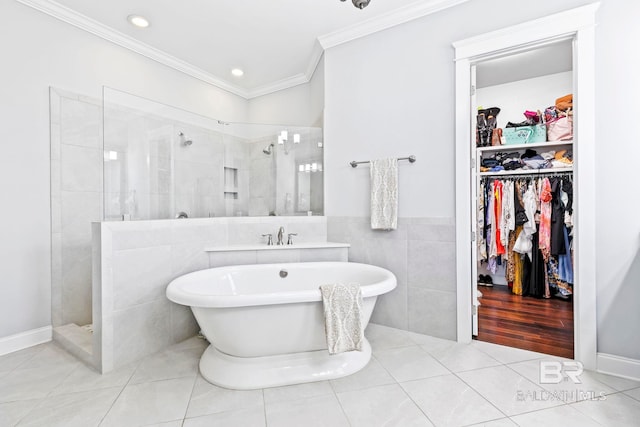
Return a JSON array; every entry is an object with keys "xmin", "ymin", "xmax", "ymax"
[
  {"xmin": 480, "ymin": 170, "xmax": 573, "ymax": 179},
  {"xmin": 350, "ymin": 155, "xmax": 416, "ymax": 168}
]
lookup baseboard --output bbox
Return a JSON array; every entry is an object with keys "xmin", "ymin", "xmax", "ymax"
[
  {"xmin": 597, "ymin": 352, "xmax": 640, "ymax": 381},
  {"xmin": 0, "ymin": 326, "xmax": 52, "ymax": 356}
]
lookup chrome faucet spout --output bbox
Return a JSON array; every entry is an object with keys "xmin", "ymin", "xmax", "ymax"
[{"xmin": 277, "ymin": 226, "xmax": 285, "ymax": 245}]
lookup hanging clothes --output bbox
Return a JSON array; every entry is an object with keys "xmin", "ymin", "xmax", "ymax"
[
  {"xmin": 550, "ymin": 177, "xmax": 566, "ymax": 256},
  {"xmin": 500, "ymin": 180, "xmax": 515, "ymax": 250},
  {"xmin": 538, "ymin": 177, "xmax": 552, "ymax": 258},
  {"xmin": 478, "ymin": 173, "xmax": 574, "ymax": 301},
  {"xmin": 478, "ymin": 179, "xmax": 487, "ymax": 262},
  {"xmin": 557, "ymin": 226, "xmax": 574, "ymax": 294},
  {"xmin": 494, "ymin": 180, "xmax": 506, "ymax": 255},
  {"xmin": 487, "ymin": 180, "xmax": 497, "ymax": 273}
]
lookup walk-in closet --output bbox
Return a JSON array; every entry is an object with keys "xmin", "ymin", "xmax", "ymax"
[{"xmin": 471, "ymin": 39, "xmax": 575, "ymax": 359}]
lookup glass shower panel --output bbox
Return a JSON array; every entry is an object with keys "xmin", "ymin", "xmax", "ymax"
[
  {"xmin": 103, "ymin": 87, "xmax": 226, "ymax": 220},
  {"xmin": 102, "ymin": 87, "xmax": 323, "ymax": 219}
]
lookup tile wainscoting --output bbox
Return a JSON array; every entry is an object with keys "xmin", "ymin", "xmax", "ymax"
[
  {"xmin": 327, "ymin": 216, "xmax": 457, "ymax": 340},
  {"xmin": 92, "ymin": 216, "xmax": 347, "ymax": 373}
]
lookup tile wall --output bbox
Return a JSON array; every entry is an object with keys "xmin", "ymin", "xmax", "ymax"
[
  {"xmin": 50, "ymin": 89, "xmax": 103, "ymax": 328},
  {"xmin": 327, "ymin": 216, "xmax": 457, "ymax": 340},
  {"xmin": 248, "ymin": 137, "xmax": 276, "ymax": 216},
  {"xmin": 93, "ymin": 216, "xmax": 339, "ymax": 373}
]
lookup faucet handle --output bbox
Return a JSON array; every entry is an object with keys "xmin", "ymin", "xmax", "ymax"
[
  {"xmin": 261, "ymin": 234, "xmax": 273, "ymax": 245},
  {"xmin": 287, "ymin": 233, "xmax": 298, "ymax": 245}
]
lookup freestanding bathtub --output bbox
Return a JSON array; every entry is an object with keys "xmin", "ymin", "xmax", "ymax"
[{"xmin": 166, "ymin": 261, "xmax": 396, "ymax": 390}]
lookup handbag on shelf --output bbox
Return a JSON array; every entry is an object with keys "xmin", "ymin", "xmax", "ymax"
[
  {"xmin": 491, "ymin": 128, "xmax": 504, "ymax": 146},
  {"xmin": 546, "ymin": 109, "xmax": 573, "ymax": 141},
  {"xmin": 503, "ymin": 124, "xmax": 547, "ymax": 144}
]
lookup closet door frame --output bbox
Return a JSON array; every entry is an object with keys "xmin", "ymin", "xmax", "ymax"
[{"xmin": 453, "ymin": 4, "xmax": 598, "ymax": 370}]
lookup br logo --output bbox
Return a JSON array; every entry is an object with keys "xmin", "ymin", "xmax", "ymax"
[{"xmin": 539, "ymin": 361, "xmax": 584, "ymax": 384}]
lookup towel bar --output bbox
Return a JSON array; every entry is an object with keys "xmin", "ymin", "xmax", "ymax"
[{"xmin": 350, "ymin": 155, "xmax": 416, "ymax": 168}]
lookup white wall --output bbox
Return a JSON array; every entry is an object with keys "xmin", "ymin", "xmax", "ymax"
[
  {"xmin": 0, "ymin": 0, "xmax": 248, "ymax": 339},
  {"xmin": 324, "ymin": 0, "xmax": 640, "ymax": 361},
  {"xmin": 248, "ymin": 56, "xmax": 325, "ymax": 127},
  {"xmin": 477, "ymin": 72, "xmax": 573, "ymax": 129},
  {"xmin": 594, "ymin": 0, "xmax": 640, "ymax": 361}
]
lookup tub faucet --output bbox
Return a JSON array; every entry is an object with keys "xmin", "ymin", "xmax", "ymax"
[{"xmin": 277, "ymin": 226, "xmax": 285, "ymax": 245}]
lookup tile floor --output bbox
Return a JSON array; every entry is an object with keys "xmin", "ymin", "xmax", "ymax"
[{"xmin": 1, "ymin": 324, "xmax": 640, "ymax": 426}]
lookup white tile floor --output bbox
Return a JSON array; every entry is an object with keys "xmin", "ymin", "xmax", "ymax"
[{"xmin": 1, "ymin": 324, "xmax": 640, "ymax": 427}]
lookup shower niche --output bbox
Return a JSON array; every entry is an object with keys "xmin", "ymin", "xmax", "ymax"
[{"xmin": 50, "ymin": 86, "xmax": 323, "ymax": 363}]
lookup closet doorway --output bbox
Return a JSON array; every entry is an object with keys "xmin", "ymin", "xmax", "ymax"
[
  {"xmin": 472, "ymin": 41, "xmax": 575, "ymax": 359},
  {"xmin": 453, "ymin": 5, "xmax": 598, "ymax": 369}
]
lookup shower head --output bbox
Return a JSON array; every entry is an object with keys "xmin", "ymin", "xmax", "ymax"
[
  {"xmin": 178, "ymin": 132, "xmax": 193, "ymax": 147},
  {"xmin": 263, "ymin": 143, "xmax": 274, "ymax": 155}
]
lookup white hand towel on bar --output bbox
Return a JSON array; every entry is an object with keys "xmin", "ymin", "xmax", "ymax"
[
  {"xmin": 370, "ymin": 158, "xmax": 398, "ymax": 230},
  {"xmin": 319, "ymin": 283, "xmax": 364, "ymax": 355}
]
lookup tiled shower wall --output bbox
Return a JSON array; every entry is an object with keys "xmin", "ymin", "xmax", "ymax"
[
  {"xmin": 50, "ymin": 89, "xmax": 102, "ymax": 327},
  {"xmin": 327, "ymin": 216, "xmax": 457, "ymax": 340},
  {"xmin": 93, "ymin": 216, "xmax": 332, "ymax": 372}
]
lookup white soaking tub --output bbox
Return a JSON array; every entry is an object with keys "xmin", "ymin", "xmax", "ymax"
[{"xmin": 166, "ymin": 261, "xmax": 396, "ymax": 390}]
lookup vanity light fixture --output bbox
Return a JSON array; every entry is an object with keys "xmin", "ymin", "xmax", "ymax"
[
  {"xmin": 231, "ymin": 68, "xmax": 244, "ymax": 77},
  {"xmin": 127, "ymin": 14, "xmax": 150, "ymax": 28},
  {"xmin": 293, "ymin": 133, "xmax": 300, "ymax": 144},
  {"xmin": 280, "ymin": 130, "xmax": 288, "ymax": 141}
]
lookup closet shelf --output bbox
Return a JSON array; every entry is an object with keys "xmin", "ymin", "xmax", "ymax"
[
  {"xmin": 479, "ymin": 167, "xmax": 573, "ymax": 177},
  {"xmin": 477, "ymin": 140, "xmax": 573, "ymax": 153}
]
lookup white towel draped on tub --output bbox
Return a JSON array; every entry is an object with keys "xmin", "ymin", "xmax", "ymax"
[
  {"xmin": 319, "ymin": 283, "xmax": 364, "ymax": 355},
  {"xmin": 370, "ymin": 158, "xmax": 398, "ymax": 230}
]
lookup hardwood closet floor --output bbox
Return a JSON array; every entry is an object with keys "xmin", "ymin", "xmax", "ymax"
[{"xmin": 476, "ymin": 285, "xmax": 574, "ymax": 359}]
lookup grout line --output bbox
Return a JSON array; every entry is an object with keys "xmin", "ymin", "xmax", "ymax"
[
  {"xmin": 2, "ymin": 343, "xmax": 49, "ymax": 375},
  {"xmin": 262, "ymin": 388, "xmax": 268, "ymax": 427},
  {"xmin": 623, "ymin": 387, "xmax": 640, "ymax": 402},
  {"xmin": 451, "ymin": 367, "xmax": 512, "ymax": 420},
  {"xmin": 460, "ymin": 416, "xmax": 514, "ymax": 427},
  {"xmin": 8, "ymin": 397, "xmax": 47, "ymax": 426},
  {"xmin": 567, "ymin": 392, "xmax": 618, "ymax": 427},
  {"xmin": 179, "ymin": 371, "xmax": 200, "ymax": 423},
  {"xmin": 96, "ymin": 357, "xmax": 144, "ymax": 426},
  {"xmin": 395, "ymin": 381, "xmax": 437, "ymax": 426},
  {"xmin": 331, "ymin": 385, "xmax": 353, "ymax": 427}
]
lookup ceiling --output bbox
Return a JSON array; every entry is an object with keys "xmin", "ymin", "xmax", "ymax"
[{"xmin": 20, "ymin": 0, "xmax": 469, "ymax": 98}]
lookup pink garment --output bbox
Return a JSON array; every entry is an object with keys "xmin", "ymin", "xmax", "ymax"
[
  {"xmin": 538, "ymin": 178, "xmax": 552, "ymax": 254},
  {"xmin": 494, "ymin": 180, "xmax": 506, "ymax": 255}
]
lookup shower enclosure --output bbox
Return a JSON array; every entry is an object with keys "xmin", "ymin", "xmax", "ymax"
[
  {"xmin": 50, "ymin": 86, "xmax": 323, "ymax": 361},
  {"xmin": 103, "ymin": 87, "xmax": 324, "ymax": 220}
]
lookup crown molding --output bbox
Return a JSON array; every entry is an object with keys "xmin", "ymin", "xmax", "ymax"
[
  {"xmin": 247, "ymin": 73, "xmax": 310, "ymax": 99},
  {"xmin": 452, "ymin": 2, "xmax": 599, "ymax": 60},
  {"xmin": 18, "ymin": 0, "xmax": 466, "ymax": 99},
  {"xmin": 318, "ymin": 0, "xmax": 470, "ymax": 50},
  {"xmin": 15, "ymin": 0, "xmax": 251, "ymax": 99},
  {"xmin": 305, "ymin": 40, "xmax": 325, "ymax": 80}
]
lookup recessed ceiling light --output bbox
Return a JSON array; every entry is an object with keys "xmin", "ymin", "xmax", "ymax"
[
  {"xmin": 127, "ymin": 14, "xmax": 150, "ymax": 28},
  {"xmin": 231, "ymin": 68, "xmax": 244, "ymax": 77}
]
